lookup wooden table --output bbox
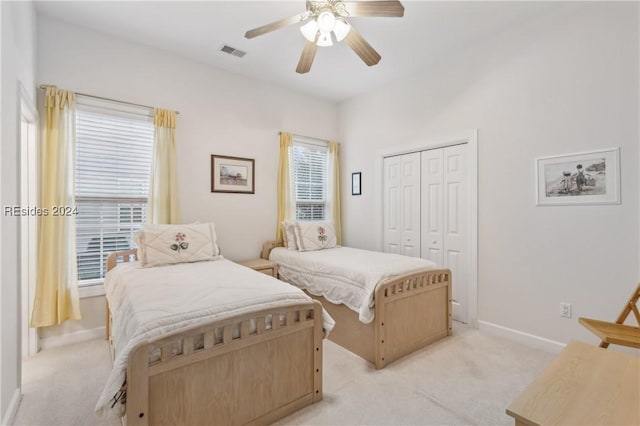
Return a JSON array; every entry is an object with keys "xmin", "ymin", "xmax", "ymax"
[{"xmin": 506, "ymin": 341, "xmax": 639, "ymax": 426}]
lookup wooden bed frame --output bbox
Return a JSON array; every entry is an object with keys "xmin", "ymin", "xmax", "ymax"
[
  {"xmin": 105, "ymin": 249, "xmax": 324, "ymax": 426},
  {"xmin": 262, "ymin": 241, "xmax": 452, "ymax": 369}
]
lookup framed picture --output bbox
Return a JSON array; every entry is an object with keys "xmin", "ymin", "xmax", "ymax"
[
  {"xmin": 352, "ymin": 172, "xmax": 362, "ymax": 196},
  {"xmin": 535, "ymin": 148, "xmax": 620, "ymax": 206},
  {"xmin": 211, "ymin": 155, "xmax": 255, "ymax": 194}
]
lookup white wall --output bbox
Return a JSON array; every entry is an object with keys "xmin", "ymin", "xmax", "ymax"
[
  {"xmin": 34, "ymin": 3, "xmax": 640, "ymax": 350},
  {"xmin": 1, "ymin": 0, "xmax": 38, "ymax": 422},
  {"xmin": 37, "ymin": 15, "xmax": 338, "ymax": 339},
  {"xmin": 339, "ymin": 3, "xmax": 639, "ymax": 346},
  {"xmin": 38, "ymin": 296, "xmax": 106, "ymax": 346}
]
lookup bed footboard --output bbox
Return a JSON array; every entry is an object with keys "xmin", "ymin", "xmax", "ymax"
[
  {"xmin": 305, "ymin": 268, "xmax": 451, "ymax": 370},
  {"xmin": 374, "ymin": 269, "xmax": 451, "ymax": 369},
  {"xmin": 259, "ymin": 242, "xmax": 452, "ymax": 369},
  {"xmin": 125, "ymin": 301, "xmax": 324, "ymax": 426}
]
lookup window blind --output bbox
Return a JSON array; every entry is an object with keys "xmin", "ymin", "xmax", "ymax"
[
  {"xmin": 292, "ymin": 141, "xmax": 328, "ymax": 221},
  {"xmin": 75, "ymin": 102, "xmax": 154, "ymax": 284}
]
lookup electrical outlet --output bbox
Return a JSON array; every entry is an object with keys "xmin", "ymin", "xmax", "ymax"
[{"xmin": 560, "ymin": 302, "xmax": 572, "ymax": 318}]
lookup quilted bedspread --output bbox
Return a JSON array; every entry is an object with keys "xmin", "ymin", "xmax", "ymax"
[{"xmin": 270, "ymin": 246, "xmax": 438, "ymax": 324}]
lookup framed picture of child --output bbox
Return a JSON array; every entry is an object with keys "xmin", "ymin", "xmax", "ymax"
[{"xmin": 535, "ymin": 148, "xmax": 620, "ymax": 206}]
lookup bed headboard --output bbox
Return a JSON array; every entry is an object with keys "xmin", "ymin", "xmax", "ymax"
[
  {"xmin": 106, "ymin": 249, "xmax": 138, "ymax": 272},
  {"xmin": 261, "ymin": 240, "xmax": 284, "ymax": 259}
]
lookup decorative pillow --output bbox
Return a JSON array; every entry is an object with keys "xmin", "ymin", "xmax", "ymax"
[
  {"xmin": 136, "ymin": 223, "xmax": 221, "ymax": 267},
  {"xmin": 293, "ymin": 221, "xmax": 337, "ymax": 252},
  {"xmin": 281, "ymin": 220, "xmax": 298, "ymax": 250}
]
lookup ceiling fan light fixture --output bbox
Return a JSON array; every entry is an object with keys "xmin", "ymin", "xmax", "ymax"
[
  {"xmin": 316, "ymin": 31, "xmax": 333, "ymax": 47},
  {"xmin": 333, "ymin": 18, "xmax": 351, "ymax": 42},
  {"xmin": 244, "ymin": 0, "xmax": 405, "ymax": 73},
  {"xmin": 300, "ymin": 19, "xmax": 319, "ymax": 42},
  {"xmin": 317, "ymin": 10, "xmax": 337, "ymax": 33}
]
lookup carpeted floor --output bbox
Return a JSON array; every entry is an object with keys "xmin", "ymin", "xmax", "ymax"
[{"xmin": 14, "ymin": 323, "xmax": 555, "ymax": 426}]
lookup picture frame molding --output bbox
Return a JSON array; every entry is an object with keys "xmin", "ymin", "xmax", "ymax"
[
  {"xmin": 535, "ymin": 147, "xmax": 620, "ymax": 206},
  {"xmin": 211, "ymin": 154, "xmax": 255, "ymax": 194}
]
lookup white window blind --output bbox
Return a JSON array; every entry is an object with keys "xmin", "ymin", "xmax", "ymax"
[
  {"xmin": 292, "ymin": 140, "xmax": 328, "ymax": 221},
  {"xmin": 75, "ymin": 99, "xmax": 154, "ymax": 285}
]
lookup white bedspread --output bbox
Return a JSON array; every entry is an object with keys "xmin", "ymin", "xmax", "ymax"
[
  {"xmin": 95, "ymin": 259, "xmax": 334, "ymax": 418},
  {"xmin": 269, "ymin": 247, "xmax": 437, "ymax": 324}
]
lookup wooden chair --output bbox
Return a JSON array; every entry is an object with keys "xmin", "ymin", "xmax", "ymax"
[{"xmin": 579, "ymin": 283, "xmax": 640, "ymax": 349}]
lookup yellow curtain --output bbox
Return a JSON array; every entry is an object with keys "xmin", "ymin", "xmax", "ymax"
[
  {"xmin": 328, "ymin": 141, "xmax": 342, "ymax": 245},
  {"xmin": 276, "ymin": 132, "xmax": 294, "ymax": 240},
  {"xmin": 31, "ymin": 87, "xmax": 81, "ymax": 327},
  {"xmin": 148, "ymin": 109, "xmax": 181, "ymax": 224}
]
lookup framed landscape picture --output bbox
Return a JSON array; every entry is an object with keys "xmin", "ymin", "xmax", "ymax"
[
  {"xmin": 535, "ymin": 148, "xmax": 620, "ymax": 206},
  {"xmin": 211, "ymin": 155, "xmax": 255, "ymax": 194}
]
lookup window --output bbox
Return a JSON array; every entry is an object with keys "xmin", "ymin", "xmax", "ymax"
[
  {"xmin": 291, "ymin": 139, "xmax": 328, "ymax": 221},
  {"xmin": 75, "ymin": 98, "xmax": 154, "ymax": 285}
]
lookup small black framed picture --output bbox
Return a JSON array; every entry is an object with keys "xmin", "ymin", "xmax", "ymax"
[{"xmin": 352, "ymin": 172, "xmax": 362, "ymax": 196}]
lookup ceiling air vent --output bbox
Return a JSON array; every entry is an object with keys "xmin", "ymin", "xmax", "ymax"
[{"xmin": 220, "ymin": 45, "xmax": 246, "ymax": 58}]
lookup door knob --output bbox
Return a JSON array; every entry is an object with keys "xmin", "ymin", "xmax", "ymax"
[{"xmin": 432, "ymin": 240, "xmax": 437, "ymax": 244}]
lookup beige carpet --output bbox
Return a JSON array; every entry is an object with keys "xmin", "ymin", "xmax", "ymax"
[{"xmin": 14, "ymin": 323, "xmax": 555, "ymax": 426}]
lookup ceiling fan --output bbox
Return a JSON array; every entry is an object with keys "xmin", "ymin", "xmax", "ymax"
[{"xmin": 244, "ymin": 1, "xmax": 404, "ymax": 74}]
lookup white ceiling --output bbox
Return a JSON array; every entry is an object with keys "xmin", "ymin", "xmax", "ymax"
[{"xmin": 35, "ymin": 1, "xmax": 563, "ymax": 102}]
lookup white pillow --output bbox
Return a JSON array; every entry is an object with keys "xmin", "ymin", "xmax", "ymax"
[
  {"xmin": 293, "ymin": 221, "xmax": 337, "ymax": 252},
  {"xmin": 281, "ymin": 220, "xmax": 298, "ymax": 250},
  {"xmin": 136, "ymin": 223, "xmax": 222, "ymax": 267}
]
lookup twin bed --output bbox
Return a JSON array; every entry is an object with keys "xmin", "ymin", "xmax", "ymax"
[
  {"xmin": 100, "ymin": 226, "xmax": 451, "ymax": 425},
  {"xmin": 263, "ymin": 241, "xmax": 452, "ymax": 369},
  {"xmin": 99, "ymin": 249, "xmax": 329, "ymax": 425}
]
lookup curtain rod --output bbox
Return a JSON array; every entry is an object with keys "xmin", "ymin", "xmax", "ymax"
[
  {"xmin": 38, "ymin": 84, "xmax": 180, "ymax": 114},
  {"xmin": 278, "ymin": 131, "xmax": 329, "ymax": 144}
]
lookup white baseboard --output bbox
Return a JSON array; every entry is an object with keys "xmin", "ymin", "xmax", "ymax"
[
  {"xmin": 478, "ymin": 320, "xmax": 566, "ymax": 354},
  {"xmin": 1, "ymin": 388, "xmax": 21, "ymax": 426},
  {"xmin": 39, "ymin": 326, "xmax": 106, "ymax": 350}
]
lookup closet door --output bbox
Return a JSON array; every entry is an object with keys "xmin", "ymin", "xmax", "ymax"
[
  {"xmin": 420, "ymin": 149, "xmax": 444, "ymax": 266},
  {"xmin": 420, "ymin": 144, "xmax": 468, "ymax": 323},
  {"xmin": 383, "ymin": 156, "xmax": 401, "ymax": 254},
  {"xmin": 383, "ymin": 153, "xmax": 421, "ymax": 257},
  {"xmin": 384, "ymin": 144, "xmax": 470, "ymax": 322},
  {"xmin": 443, "ymin": 144, "xmax": 468, "ymax": 323},
  {"xmin": 400, "ymin": 153, "xmax": 421, "ymax": 257}
]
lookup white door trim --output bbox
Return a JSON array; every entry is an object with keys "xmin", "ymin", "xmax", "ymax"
[
  {"xmin": 375, "ymin": 129, "xmax": 478, "ymax": 328},
  {"xmin": 19, "ymin": 82, "xmax": 39, "ymax": 357}
]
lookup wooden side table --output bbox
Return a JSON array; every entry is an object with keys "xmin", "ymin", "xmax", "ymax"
[
  {"xmin": 237, "ymin": 258, "xmax": 278, "ymax": 278},
  {"xmin": 506, "ymin": 340, "xmax": 639, "ymax": 426}
]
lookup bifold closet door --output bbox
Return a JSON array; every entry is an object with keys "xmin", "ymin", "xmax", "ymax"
[
  {"xmin": 421, "ymin": 145, "xmax": 468, "ymax": 323},
  {"xmin": 420, "ymin": 149, "xmax": 444, "ymax": 266},
  {"xmin": 383, "ymin": 153, "xmax": 421, "ymax": 257}
]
